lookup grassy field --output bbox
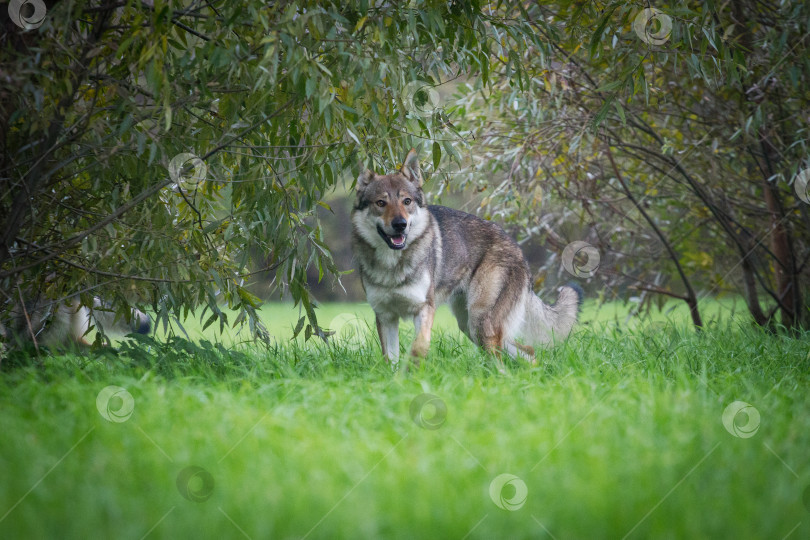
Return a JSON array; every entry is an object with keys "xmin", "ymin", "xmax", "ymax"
[
  {"xmin": 1, "ymin": 300, "xmax": 809, "ymax": 539},
  {"xmin": 149, "ymin": 296, "xmax": 753, "ymax": 345}
]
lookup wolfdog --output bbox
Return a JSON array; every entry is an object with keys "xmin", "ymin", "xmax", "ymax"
[
  {"xmin": 2, "ymin": 296, "xmax": 151, "ymax": 349},
  {"xmin": 351, "ymin": 150, "xmax": 582, "ymax": 366}
]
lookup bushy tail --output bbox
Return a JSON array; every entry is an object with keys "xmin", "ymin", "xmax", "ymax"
[{"xmin": 520, "ymin": 283, "xmax": 582, "ymax": 347}]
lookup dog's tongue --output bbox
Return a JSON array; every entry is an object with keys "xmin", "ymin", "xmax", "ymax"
[{"xmin": 391, "ymin": 235, "xmax": 405, "ymax": 246}]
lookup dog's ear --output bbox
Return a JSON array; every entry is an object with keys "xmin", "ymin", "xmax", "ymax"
[
  {"xmin": 357, "ymin": 169, "xmax": 376, "ymax": 191},
  {"xmin": 400, "ymin": 149, "xmax": 423, "ymax": 187}
]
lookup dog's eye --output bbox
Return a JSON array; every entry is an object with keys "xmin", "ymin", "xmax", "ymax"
[
  {"xmin": 403, "ymin": 198, "xmax": 412, "ymax": 205},
  {"xmin": 376, "ymin": 200, "xmax": 386, "ymax": 208}
]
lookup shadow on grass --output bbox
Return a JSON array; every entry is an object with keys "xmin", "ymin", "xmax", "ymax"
[{"xmin": 2, "ymin": 321, "xmax": 808, "ymax": 392}]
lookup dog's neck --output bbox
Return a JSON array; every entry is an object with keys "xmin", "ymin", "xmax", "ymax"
[{"xmin": 369, "ymin": 244, "xmax": 403, "ymax": 268}]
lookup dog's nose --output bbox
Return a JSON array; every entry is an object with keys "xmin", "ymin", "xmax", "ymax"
[{"xmin": 392, "ymin": 217, "xmax": 407, "ymax": 233}]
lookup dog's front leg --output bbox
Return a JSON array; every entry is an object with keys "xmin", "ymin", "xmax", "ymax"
[
  {"xmin": 410, "ymin": 303, "xmax": 435, "ymax": 365},
  {"xmin": 376, "ymin": 313, "xmax": 400, "ymax": 366}
]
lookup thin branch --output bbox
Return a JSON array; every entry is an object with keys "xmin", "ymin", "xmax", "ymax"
[
  {"xmin": 627, "ymin": 285, "xmax": 688, "ymax": 301},
  {"xmin": 17, "ymin": 284, "xmax": 40, "ymax": 354},
  {"xmin": 0, "ymin": 99, "xmax": 295, "ymax": 280},
  {"xmin": 605, "ymin": 142, "xmax": 703, "ymax": 326}
]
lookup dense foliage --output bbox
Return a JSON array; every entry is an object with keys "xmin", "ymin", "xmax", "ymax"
[
  {"xmin": 1, "ymin": 0, "xmax": 502, "ymax": 340},
  {"xmin": 463, "ymin": 1, "xmax": 810, "ymax": 327},
  {"xmin": 2, "ymin": 0, "xmax": 808, "ymax": 343}
]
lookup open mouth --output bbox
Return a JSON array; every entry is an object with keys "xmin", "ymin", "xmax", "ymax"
[{"xmin": 376, "ymin": 224, "xmax": 407, "ymax": 250}]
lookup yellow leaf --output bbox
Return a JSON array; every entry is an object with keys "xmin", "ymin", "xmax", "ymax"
[
  {"xmin": 700, "ymin": 252, "xmax": 712, "ymax": 267},
  {"xmin": 354, "ymin": 16, "xmax": 368, "ymax": 32},
  {"xmin": 532, "ymin": 185, "xmax": 543, "ymax": 206}
]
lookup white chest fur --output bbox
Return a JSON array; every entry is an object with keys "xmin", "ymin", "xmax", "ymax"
[{"xmin": 364, "ymin": 269, "xmax": 431, "ymax": 318}]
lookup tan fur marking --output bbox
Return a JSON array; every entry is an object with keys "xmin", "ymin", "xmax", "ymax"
[{"xmin": 410, "ymin": 304, "xmax": 435, "ymax": 359}]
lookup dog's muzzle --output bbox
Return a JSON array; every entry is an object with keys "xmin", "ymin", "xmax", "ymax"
[{"xmin": 377, "ymin": 224, "xmax": 407, "ymax": 250}]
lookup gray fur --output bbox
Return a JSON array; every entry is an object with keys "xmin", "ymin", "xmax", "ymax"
[
  {"xmin": 3, "ymin": 296, "xmax": 151, "ymax": 348},
  {"xmin": 351, "ymin": 150, "xmax": 580, "ymax": 366}
]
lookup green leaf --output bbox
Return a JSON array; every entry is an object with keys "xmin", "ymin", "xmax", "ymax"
[
  {"xmin": 592, "ymin": 97, "xmax": 614, "ymax": 128},
  {"xmin": 292, "ymin": 316, "xmax": 306, "ymax": 338},
  {"xmin": 237, "ymin": 287, "xmax": 263, "ymax": 308},
  {"xmin": 202, "ymin": 312, "xmax": 218, "ymax": 331},
  {"xmin": 613, "ymin": 100, "xmax": 626, "ymax": 126},
  {"xmin": 589, "ymin": 5, "xmax": 618, "ymax": 58}
]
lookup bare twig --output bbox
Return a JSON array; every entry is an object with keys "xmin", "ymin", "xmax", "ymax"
[
  {"xmin": 604, "ymin": 142, "xmax": 703, "ymax": 327},
  {"xmin": 16, "ymin": 284, "xmax": 39, "ymax": 355}
]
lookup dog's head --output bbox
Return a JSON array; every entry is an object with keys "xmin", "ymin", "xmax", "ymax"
[{"xmin": 353, "ymin": 149, "xmax": 425, "ymax": 251}]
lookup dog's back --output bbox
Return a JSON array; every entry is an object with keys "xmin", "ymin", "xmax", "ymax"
[
  {"xmin": 428, "ymin": 205, "xmax": 531, "ymax": 292},
  {"xmin": 426, "ymin": 205, "xmax": 578, "ymax": 355}
]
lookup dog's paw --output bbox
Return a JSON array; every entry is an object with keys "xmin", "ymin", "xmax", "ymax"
[{"xmin": 409, "ymin": 343, "xmax": 429, "ymax": 359}]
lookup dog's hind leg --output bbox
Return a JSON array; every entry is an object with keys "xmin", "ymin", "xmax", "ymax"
[
  {"xmin": 449, "ymin": 293, "xmax": 472, "ymax": 341},
  {"xmin": 467, "ymin": 287, "xmax": 508, "ymax": 372},
  {"xmin": 474, "ymin": 317, "xmax": 503, "ymax": 354},
  {"xmin": 467, "ymin": 262, "xmax": 531, "ymax": 368},
  {"xmin": 504, "ymin": 340, "xmax": 536, "ymax": 364}
]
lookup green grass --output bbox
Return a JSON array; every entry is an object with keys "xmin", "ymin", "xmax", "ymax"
[
  {"xmin": 1, "ymin": 301, "xmax": 809, "ymax": 539},
  {"xmin": 150, "ymin": 296, "xmax": 751, "ymax": 346}
]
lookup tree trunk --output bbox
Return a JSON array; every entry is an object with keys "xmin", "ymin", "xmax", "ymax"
[
  {"xmin": 760, "ymin": 133, "xmax": 800, "ymax": 328},
  {"xmin": 739, "ymin": 245, "xmax": 769, "ymax": 326}
]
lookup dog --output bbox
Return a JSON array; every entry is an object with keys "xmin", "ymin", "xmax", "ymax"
[
  {"xmin": 2, "ymin": 296, "xmax": 151, "ymax": 349},
  {"xmin": 351, "ymin": 149, "xmax": 582, "ymax": 366}
]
